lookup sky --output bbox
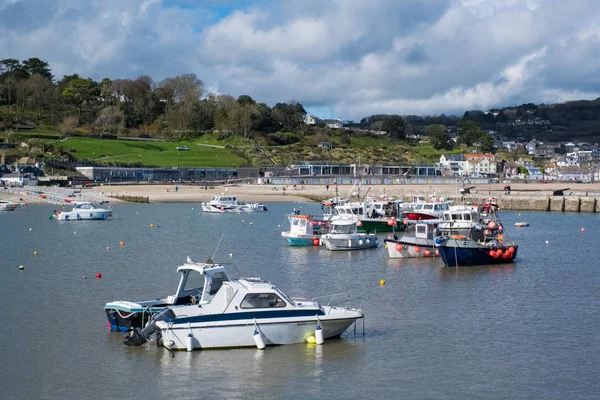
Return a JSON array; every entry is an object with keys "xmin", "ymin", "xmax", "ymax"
[{"xmin": 1, "ymin": 0, "xmax": 600, "ymax": 121}]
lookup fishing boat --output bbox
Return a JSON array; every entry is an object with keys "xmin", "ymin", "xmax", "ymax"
[
  {"xmin": 52, "ymin": 201, "xmax": 112, "ymax": 220},
  {"xmin": 201, "ymin": 195, "xmax": 267, "ymax": 213},
  {"xmin": 333, "ymin": 201, "xmax": 407, "ymax": 233},
  {"xmin": 320, "ymin": 219, "xmax": 379, "ymax": 250},
  {"xmin": 123, "ymin": 258, "xmax": 364, "ymax": 350},
  {"xmin": 435, "ymin": 235, "xmax": 518, "ymax": 267},
  {"xmin": 0, "ymin": 200, "xmax": 18, "ymax": 211},
  {"xmin": 105, "ymin": 258, "xmax": 233, "ymax": 332},
  {"xmin": 514, "ymin": 222, "xmax": 530, "ymax": 227},
  {"xmin": 384, "ymin": 221, "xmax": 438, "ymax": 258},
  {"xmin": 281, "ymin": 214, "xmax": 328, "ymax": 246},
  {"xmin": 403, "ymin": 198, "xmax": 452, "ymax": 221}
]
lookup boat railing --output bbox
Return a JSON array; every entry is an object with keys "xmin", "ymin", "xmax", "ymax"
[{"xmin": 312, "ymin": 292, "xmax": 363, "ymax": 313}]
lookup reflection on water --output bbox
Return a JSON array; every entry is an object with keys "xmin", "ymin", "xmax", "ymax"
[{"xmin": 1, "ymin": 205, "xmax": 600, "ymax": 399}]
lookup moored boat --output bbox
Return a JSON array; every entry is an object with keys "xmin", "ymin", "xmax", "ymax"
[
  {"xmin": 0, "ymin": 200, "xmax": 18, "ymax": 211},
  {"xmin": 281, "ymin": 214, "xmax": 328, "ymax": 246},
  {"xmin": 52, "ymin": 201, "xmax": 112, "ymax": 220},
  {"xmin": 201, "ymin": 195, "xmax": 267, "ymax": 213},
  {"xmin": 514, "ymin": 222, "xmax": 530, "ymax": 227},
  {"xmin": 105, "ymin": 257, "xmax": 232, "ymax": 332},
  {"xmin": 435, "ymin": 235, "xmax": 518, "ymax": 266},
  {"xmin": 122, "ymin": 258, "xmax": 364, "ymax": 350},
  {"xmin": 403, "ymin": 198, "xmax": 451, "ymax": 221},
  {"xmin": 320, "ymin": 219, "xmax": 379, "ymax": 251},
  {"xmin": 385, "ymin": 221, "xmax": 438, "ymax": 258}
]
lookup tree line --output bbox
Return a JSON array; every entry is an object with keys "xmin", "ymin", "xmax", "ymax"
[{"xmin": 1, "ymin": 57, "xmax": 497, "ymax": 152}]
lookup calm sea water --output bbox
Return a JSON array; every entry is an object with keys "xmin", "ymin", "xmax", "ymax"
[{"xmin": 1, "ymin": 203, "xmax": 599, "ymax": 400}]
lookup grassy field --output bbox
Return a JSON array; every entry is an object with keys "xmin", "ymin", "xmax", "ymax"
[{"xmin": 54, "ymin": 138, "xmax": 247, "ymax": 167}]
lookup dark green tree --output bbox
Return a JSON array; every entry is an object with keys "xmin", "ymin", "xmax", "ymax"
[
  {"xmin": 22, "ymin": 58, "xmax": 53, "ymax": 81},
  {"xmin": 381, "ymin": 115, "xmax": 406, "ymax": 139},
  {"xmin": 426, "ymin": 124, "xmax": 451, "ymax": 149}
]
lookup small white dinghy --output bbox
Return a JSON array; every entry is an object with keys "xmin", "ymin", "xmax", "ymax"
[{"xmin": 514, "ymin": 222, "xmax": 530, "ymax": 227}]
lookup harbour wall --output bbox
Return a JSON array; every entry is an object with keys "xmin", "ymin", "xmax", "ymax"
[{"xmin": 427, "ymin": 195, "xmax": 599, "ymax": 213}]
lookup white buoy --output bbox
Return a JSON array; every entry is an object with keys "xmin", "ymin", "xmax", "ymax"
[
  {"xmin": 186, "ymin": 333, "xmax": 194, "ymax": 352},
  {"xmin": 164, "ymin": 340, "xmax": 175, "ymax": 349},
  {"xmin": 253, "ymin": 329, "xmax": 266, "ymax": 350},
  {"xmin": 315, "ymin": 324, "xmax": 324, "ymax": 345}
]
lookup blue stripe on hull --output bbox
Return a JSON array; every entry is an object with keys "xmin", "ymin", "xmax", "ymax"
[
  {"xmin": 169, "ymin": 309, "xmax": 325, "ymax": 325},
  {"xmin": 438, "ymin": 246, "xmax": 518, "ymax": 266}
]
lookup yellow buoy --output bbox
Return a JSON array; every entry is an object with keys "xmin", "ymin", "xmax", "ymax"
[
  {"xmin": 60, "ymin": 202, "xmax": 64, "ymax": 206},
  {"xmin": 518, "ymin": 213, "xmax": 521, "ymax": 216},
  {"xmin": 19, "ymin": 265, "xmax": 24, "ymax": 270},
  {"xmin": 380, "ymin": 279, "xmax": 386, "ymax": 286},
  {"xmin": 150, "ymin": 223, "xmax": 154, "ymax": 228},
  {"xmin": 384, "ymin": 244, "xmax": 388, "ymax": 248},
  {"xmin": 306, "ymin": 335, "xmax": 317, "ymax": 344},
  {"xmin": 34, "ymin": 251, "xmax": 38, "ymax": 255}
]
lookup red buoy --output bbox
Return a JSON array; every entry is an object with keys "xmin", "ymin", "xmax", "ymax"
[{"xmin": 96, "ymin": 272, "xmax": 102, "ymax": 278}]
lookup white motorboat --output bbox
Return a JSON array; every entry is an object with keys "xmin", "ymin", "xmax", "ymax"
[
  {"xmin": 385, "ymin": 221, "xmax": 438, "ymax": 258},
  {"xmin": 105, "ymin": 258, "xmax": 232, "ymax": 332},
  {"xmin": 52, "ymin": 201, "xmax": 112, "ymax": 221},
  {"xmin": 514, "ymin": 222, "xmax": 530, "ymax": 227},
  {"xmin": 201, "ymin": 195, "xmax": 267, "ymax": 213},
  {"xmin": 0, "ymin": 200, "xmax": 18, "ymax": 211},
  {"xmin": 320, "ymin": 219, "xmax": 379, "ymax": 251},
  {"xmin": 123, "ymin": 258, "xmax": 363, "ymax": 350}
]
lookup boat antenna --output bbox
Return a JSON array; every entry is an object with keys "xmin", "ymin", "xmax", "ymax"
[{"xmin": 211, "ymin": 233, "xmax": 225, "ymax": 260}]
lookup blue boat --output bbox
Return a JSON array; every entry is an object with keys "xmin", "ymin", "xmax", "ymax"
[
  {"xmin": 281, "ymin": 214, "xmax": 328, "ymax": 246},
  {"xmin": 435, "ymin": 236, "xmax": 518, "ymax": 267}
]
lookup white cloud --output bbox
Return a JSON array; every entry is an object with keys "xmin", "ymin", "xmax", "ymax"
[{"xmin": 1, "ymin": 0, "xmax": 599, "ymax": 120}]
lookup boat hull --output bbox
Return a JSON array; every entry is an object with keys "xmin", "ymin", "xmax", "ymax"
[
  {"xmin": 158, "ymin": 314, "xmax": 362, "ymax": 350},
  {"xmin": 436, "ymin": 237, "xmax": 518, "ymax": 266},
  {"xmin": 321, "ymin": 234, "xmax": 379, "ymax": 251},
  {"xmin": 284, "ymin": 236, "xmax": 320, "ymax": 246},
  {"xmin": 384, "ymin": 239, "xmax": 436, "ymax": 258},
  {"xmin": 404, "ymin": 212, "xmax": 437, "ymax": 221},
  {"xmin": 55, "ymin": 211, "xmax": 111, "ymax": 220},
  {"xmin": 201, "ymin": 204, "xmax": 266, "ymax": 213},
  {"xmin": 0, "ymin": 202, "xmax": 18, "ymax": 211}
]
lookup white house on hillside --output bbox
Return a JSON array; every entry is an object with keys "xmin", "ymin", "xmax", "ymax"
[
  {"xmin": 465, "ymin": 154, "xmax": 498, "ymax": 175},
  {"xmin": 439, "ymin": 154, "xmax": 468, "ymax": 176},
  {"xmin": 304, "ymin": 114, "xmax": 319, "ymax": 125},
  {"xmin": 323, "ymin": 118, "xmax": 343, "ymax": 129}
]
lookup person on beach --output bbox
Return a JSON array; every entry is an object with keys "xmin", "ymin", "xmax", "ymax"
[
  {"xmin": 326, "ymin": 184, "xmax": 329, "ymax": 191},
  {"xmin": 175, "ymin": 185, "xmax": 179, "ymax": 192}
]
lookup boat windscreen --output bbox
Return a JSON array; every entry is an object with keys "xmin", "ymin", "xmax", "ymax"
[{"xmin": 182, "ymin": 272, "xmax": 206, "ymax": 293}]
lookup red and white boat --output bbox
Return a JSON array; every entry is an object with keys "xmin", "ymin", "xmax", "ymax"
[{"xmin": 403, "ymin": 197, "xmax": 451, "ymax": 221}]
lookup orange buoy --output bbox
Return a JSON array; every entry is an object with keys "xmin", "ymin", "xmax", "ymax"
[
  {"xmin": 435, "ymin": 249, "xmax": 440, "ymax": 256},
  {"xmin": 403, "ymin": 219, "xmax": 409, "ymax": 225},
  {"xmin": 387, "ymin": 220, "xmax": 394, "ymax": 226},
  {"xmin": 357, "ymin": 221, "xmax": 363, "ymax": 227},
  {"xmin": 414, "ymin": 246, "xmax": 421, "ymax": 253},
  {"xmin": 497, "ymin": 249, "xmax": 503, "ymax": 255},
  {"xmin": 313, "ymin": 239, "xmax": 319, "ymax": 246},
  {"xmin": 424, "ymin": 249, "xmax": 431, "ymax": 256},
  {"xmin": 119, "ymin": 241, "xmax": 125, "ymax": 246},
  {"xmin": 489, "ymin": 250, "xmax": 496, "ymax": 257},
  {"xmin": 508, "ymin": 246, "xmax": 515, "ymax": 253},
  {"xmin": 395, "ymin": 244, "xmax": 403, "ymax": 251}
]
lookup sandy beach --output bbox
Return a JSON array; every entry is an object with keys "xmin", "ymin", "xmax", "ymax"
[
  {"xmin": 3, "ymin": 182, "xmax": 600, "ymax": 207},
  {"xmin": 89, "ymin": 181, "xmax": 600, "ymax": 203}
]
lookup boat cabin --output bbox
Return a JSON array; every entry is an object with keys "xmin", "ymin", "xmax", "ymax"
[
  {"xmin": 72, "ymin": 202, "xmax": 97, "ymax": 210},
  {"xmin": 168, "ymin": 259, "xmax": 232, "ymax": 306},
  {"xmin": 413, "ymin": 221, "xmax": 437, "ymax": 240},
  {"xmin": 329, "ymin": 220, "xmax": 358, "ymax": 234},
  {"xmin": 286, "ymin": 215, "xmax": 324, "ymax": 235},
  {"xmin": 208, "ymin": 196, "xmax": 238, "ymax": 204},
  {"xmin": 334, "ymin": 203, "xmax": 365, "ymax": 218},
  {"xmin": 441, "ymin": 207, "xmax": 479, "ymax": 223}
]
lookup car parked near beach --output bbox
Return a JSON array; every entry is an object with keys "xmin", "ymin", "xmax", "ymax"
[{"xmin": 176, "ymin": 146, "xmax": 190, "ymax": 151}]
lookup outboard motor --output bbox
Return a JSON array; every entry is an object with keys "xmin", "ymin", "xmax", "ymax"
[{"xmin": 123, "ymin": 307, "xmax": 176, "ymax": 346}]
